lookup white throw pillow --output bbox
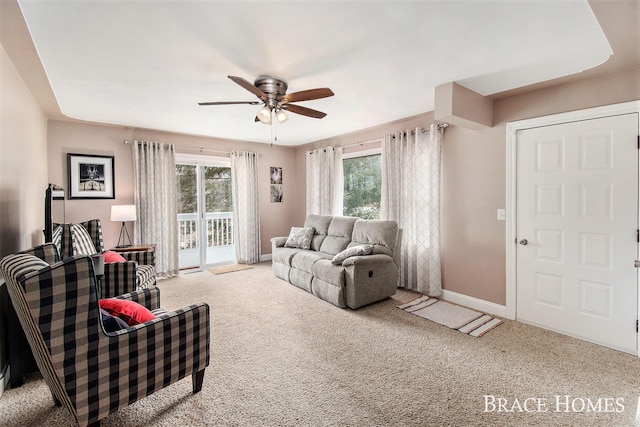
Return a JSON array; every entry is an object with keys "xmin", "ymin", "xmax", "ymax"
[
  {"xmin": 284, "ymin": 227, "xmax": 315, "ymax": 250},
  {"xmin": 331, "ymin": 244, "xmax": 374, "ymax": 265}
]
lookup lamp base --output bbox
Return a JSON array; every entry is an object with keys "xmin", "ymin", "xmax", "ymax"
[{"xmin": 116, "ymin": 222, "xmax": 132, "ymax": 248}]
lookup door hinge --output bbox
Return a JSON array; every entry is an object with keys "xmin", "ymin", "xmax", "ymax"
[
  {"xmin": 636, "ymin": 320, "xmax": 638, "ymax": 333},
  {"xmin": 637, "ymin": 229, "xmax": 639, "ymax": 243}
]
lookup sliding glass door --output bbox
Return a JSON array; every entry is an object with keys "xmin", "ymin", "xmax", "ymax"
[{"xmin": 176, "ymin": 155, "xmax": 235, "ymax": 269}]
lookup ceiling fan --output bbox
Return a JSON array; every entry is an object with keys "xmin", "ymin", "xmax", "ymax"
[{"xmin": 198, "ymin": 75, "xmax": 334, "ymax": 124}]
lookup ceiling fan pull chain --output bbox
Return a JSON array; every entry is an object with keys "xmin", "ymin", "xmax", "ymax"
[{"xmin": 271, "ymin": 114, "xmax": 275, "ymax": 147}]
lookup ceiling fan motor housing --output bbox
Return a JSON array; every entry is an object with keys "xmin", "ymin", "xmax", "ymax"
[
  {"xmin": 255, "ymin": 76, "xmax": 288, "ymax": 109},
  {"xmin": 254, "ymin": 76, "xmax": 288, "ymax": 96}
]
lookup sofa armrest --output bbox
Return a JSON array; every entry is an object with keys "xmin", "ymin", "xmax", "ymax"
[
  {"xmin": 342, "ymin": 254, "xmax": 394, "ymax": 267},
  {"xmin": 271, "ymin": 236, "xmax": 288, "ymax": 250},
  {"xmin": 343, "ymin": 254, "xmax": 398, "ymax": 309},
  {"xmin": 121, "ymin": 250, "xmax": 155, "ymax": 266},
  {"xmin": 114, "ymin": 286, "xmax": 161, "ymax": 310}
]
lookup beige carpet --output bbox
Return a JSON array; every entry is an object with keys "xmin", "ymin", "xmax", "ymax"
[
  {"xmin": 207, "ymin": 264, "xmax": 253, "ymax": 275},
  {"xmin": 2, "ymin": 262, "xmax": 640, "ymax": 426}
]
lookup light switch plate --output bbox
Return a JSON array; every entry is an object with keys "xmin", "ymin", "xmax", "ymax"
[{"xmin": 497, "ymin": 209, "xmax": 506, "ymax": 221}]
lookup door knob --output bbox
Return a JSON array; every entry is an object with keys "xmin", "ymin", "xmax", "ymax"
[{"xmin": 519, "ymin": 239, "xmax": 528, "ymax": 246}]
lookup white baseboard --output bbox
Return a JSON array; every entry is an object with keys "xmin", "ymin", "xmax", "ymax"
[
  {"xmin": 260, "ymin": 254, "xmax": 272, "ymax": 262},
  {"xmin": 441, "ymin": 289, "xmax": 507, "ymax": 318}
]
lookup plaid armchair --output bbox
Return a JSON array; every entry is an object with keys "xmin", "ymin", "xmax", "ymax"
[
  {"xmin": 0, "ymin": 245, "xmax": 210, "ymax": 427},
  {"xmin": 53, "ymin": 219, "xmax": 156, "ymax": 297}
]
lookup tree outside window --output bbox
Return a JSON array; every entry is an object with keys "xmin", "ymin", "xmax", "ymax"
[{"xmin": 343, "ymin": 154, "xmax": 381, "ymax": 219}]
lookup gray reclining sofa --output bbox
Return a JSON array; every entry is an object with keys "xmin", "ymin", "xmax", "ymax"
[{"xmin": 271, "ymin": 215, "xmax": 402, "ymax": 309}]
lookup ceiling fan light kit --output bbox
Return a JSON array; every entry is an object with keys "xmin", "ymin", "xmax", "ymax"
[
  {"xmin": 199, "ymin": 75, "xmax": 334, "ymax": 135},
  {"xmin": 257, "ymin": 106, "xmax": 272, "ymax": 124},
  {"xmin": 275, "ymin": 110, "xmax": 288, "ymax": 124}
]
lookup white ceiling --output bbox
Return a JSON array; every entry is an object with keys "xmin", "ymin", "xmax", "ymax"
[{"xmin": 17, "ymin": 0, "xmax": 612, "ymax": 146}]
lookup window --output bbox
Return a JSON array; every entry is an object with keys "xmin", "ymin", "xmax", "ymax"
[{"xmin": 342, "ymin": 149, "xmax": 381, "ymax": 219}]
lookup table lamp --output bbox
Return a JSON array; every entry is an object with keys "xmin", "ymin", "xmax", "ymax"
[{"xmin": 111, "ymin": 204, "xmax": 136, "ymax": 247}]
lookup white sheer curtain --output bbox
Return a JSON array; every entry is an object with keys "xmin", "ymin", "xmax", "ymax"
[
  {"xmin": 381, "ymin": 124, "xmax": 442, "ymax": 296},
  {"xmin": 306, "ymin": 146, "xmax": 342, "ymax": 216},
  {"xmin": 131, "ymin": 140, "xmax": 179, "ymax": 278},
  {"xmin": 231, "ymin": 151, "xmax": 261, "ymax": 264}
]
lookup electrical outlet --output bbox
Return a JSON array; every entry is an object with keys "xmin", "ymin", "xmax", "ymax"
[{"xmin": 497, "ymin": 209, "xmax": 506, "ymax": 221}]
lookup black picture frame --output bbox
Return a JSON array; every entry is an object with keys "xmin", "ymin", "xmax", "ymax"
[
  {"xmin": 67, "ymin": 153, "xmax": 115, "ymax": 199},
  {"xmin": 270, "ymin": 167, "xmax": 283, "ymax": 202}
]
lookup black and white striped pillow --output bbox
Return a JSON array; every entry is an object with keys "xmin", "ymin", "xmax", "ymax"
[
  {"xmin": 51, "ymin": 225, "xmax": 63, "ymax": 257},
  {"xmin": 70, "ymin": 224, "xmax": 97, "ymax": 255}
]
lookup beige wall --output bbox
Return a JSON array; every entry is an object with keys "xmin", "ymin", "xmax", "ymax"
[
  {"xmin": 47, "ymin": 121, "xmax": 299, "ymax": 253},
  {"xmin": 0, "ymin": 44, "xmax": 49, "ymax": 385},
  {"xmin": 294, "ymin": 67, "xmax": 639, "ymax": 307},
  {"xmin": 444, "ymin": 68, "xmax": 639, "ymax": 306}
]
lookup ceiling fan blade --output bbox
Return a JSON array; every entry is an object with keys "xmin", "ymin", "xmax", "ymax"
[
  {"xmin": 198, "ymin": 101, "xmax": 260, "ymax": 106},
  {"xmin": 282, "ymin": 104, "xmax": 327, "ymax": 119},
  {"xmin": 278, "ymin": 88, "xmax": 334, "ymax": 103},
  {"xmin": 228, "ymin": 75, "xmax": 267, "ymax": 99}
]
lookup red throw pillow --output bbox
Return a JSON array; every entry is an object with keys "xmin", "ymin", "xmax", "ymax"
[
  {"xmin": 103, "ymin": 250, "xmax": 126, "ymax": 263},
  {"xmin": 99, "ymin": 299, "xmax": 155, "ymax": 326}
]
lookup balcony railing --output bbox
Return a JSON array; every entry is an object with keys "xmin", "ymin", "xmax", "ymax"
[{"xmin": 178, "ymin": 212, "xmax": 234, "ymax": 250}]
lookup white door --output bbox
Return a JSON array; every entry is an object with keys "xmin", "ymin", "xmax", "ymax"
[{"xmin": 516, "ymin": 113, "xmax": 638, "ymax": 354}]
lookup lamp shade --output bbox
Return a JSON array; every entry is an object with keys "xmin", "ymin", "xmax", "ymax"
[
  {"xmin": 257, "ymin": 106, "xmax": 272, "ymax": 124},
  {"xmin": 111, "ymin": 205, "xmax": 137, "ymax": 222},
  {"xmin": 276, "ymin": 110, "xmax": 289, "ymax": 124}
]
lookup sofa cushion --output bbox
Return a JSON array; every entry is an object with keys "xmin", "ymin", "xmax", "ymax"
[
  {"xmin": 319, "ymin": 216, "xmax": 358, "ymax": 255},
  {"xmin": 272, "ymin": 247, "xmax": 302, "ymax": 267},
  {"xmin": 312, "ymin": 277, "xmax": 346, "ymax": 308},
  {"xmin": 331, "ymin": 244, "xmax": 374, "ymax": 265},
  {"xmin": 304, "ymin": 214, "xmax": 333, "ymax": 251},
  {"xmin": 136, "ymin": 264, "xmax": 156, "ymax": 288},
  {"xmin": 291, "ymin": 250, "xmax": 331, "ymax": 273},
  {"xmin": 350, "ymin": 219, "xmax": 399, "ymax": 257},
  {"xmin": 284, "ymin": 227, "xmax": 315, "ymax": 249},
  {"xmin": 313, "ymin": 259, "xmax": 345, "ymax": 285}
]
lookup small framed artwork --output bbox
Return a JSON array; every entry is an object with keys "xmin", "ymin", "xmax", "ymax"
[
  {"xmin": 67, "ymin": 153, "xmax": 115, "ymax": 199},
  {"xmin": 270, "ymin": 167, "xmax": 282, "ymax": 184},
  {"xmin": 271, "ymin": 185, "xmax": 283, "ymax": 203},
  {"xmin": 270, "ymin": 167, "xmax": 283, "ymax": 202}
]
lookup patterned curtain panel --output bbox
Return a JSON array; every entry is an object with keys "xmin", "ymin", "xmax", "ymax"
[
  {"xmin": 305, "ymin": 146, "xmax": 341, "ymax": 215},
  {"xmin": 381, "ymin": 124, "xmax": 442, "ymax": 296},
  {"xmin": 132, "ymin": 141, "xmax": 179, "ymax": 278},
  {"xmin": 231, "ymin": 151, "xmax": 261, "ymax": 264}
]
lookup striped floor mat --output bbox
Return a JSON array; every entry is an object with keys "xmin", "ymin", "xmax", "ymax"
[{"xmin": 397, "ymin": 296, "xmax": 503, "ymax": 337}]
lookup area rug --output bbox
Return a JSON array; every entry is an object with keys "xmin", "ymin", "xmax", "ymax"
[
  {"xmin": 208, "ymin": 264, "xmax": 253, "ymax": 275},
  {"xmin": 397, "ymin": 295, "xmax": 503, "ymax": 337}
]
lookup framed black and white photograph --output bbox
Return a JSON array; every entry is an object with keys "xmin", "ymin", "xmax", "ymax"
[
  {"xmin": 270, "ymin": 167, "xmax": 283, "ymax": 184},
  {"xmin": 67, "ymin": 153, "xmax": 115, "ymax": 199},
  {"xmin": 270, "ymin": 184, "xmax": 283, "ymax": 203},
  {"xmin": 270, "ymin": 167, "xmax": 283, "ymax": 202}
]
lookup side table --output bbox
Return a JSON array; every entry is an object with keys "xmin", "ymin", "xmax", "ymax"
[{"xmin": 109, "ymin": 244, "xmax": 157, "ymax": 254}]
